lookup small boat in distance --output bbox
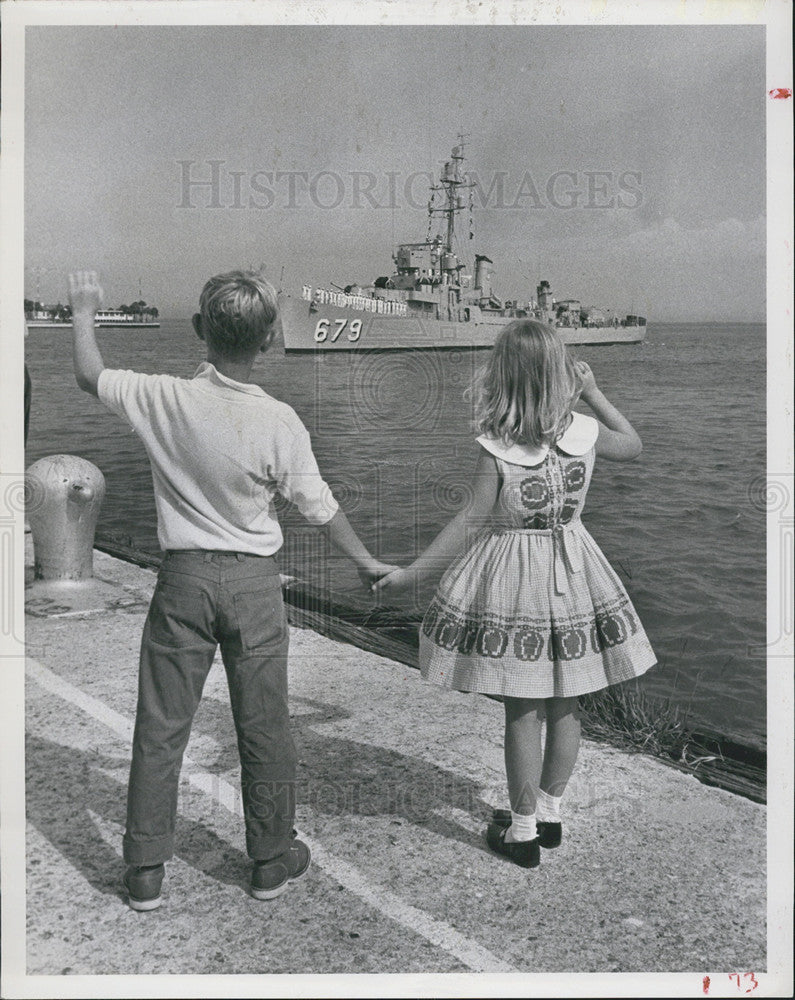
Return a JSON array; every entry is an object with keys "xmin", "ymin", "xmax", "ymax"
[
  {"xmin": 25, "ymin": 303, "xmax": 160, "ymax": 329},
  {"xmin": 280, "ymin": 137, "xmax": 646, "ymax": 352}
]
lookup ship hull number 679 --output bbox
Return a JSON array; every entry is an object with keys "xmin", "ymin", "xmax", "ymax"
[{"xmin": 314, "ymin": 318, "xmax": 362, "ymax": 343}]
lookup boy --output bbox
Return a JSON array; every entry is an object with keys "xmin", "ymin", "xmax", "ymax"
[{"xmin": 68, "ymin": 269, "xmax": 394, "ymax": 910}]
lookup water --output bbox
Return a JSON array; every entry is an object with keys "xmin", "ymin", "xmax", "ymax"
[{"xmin": 25, "ymin": 321, "xmax": 766, "ymax": 747}]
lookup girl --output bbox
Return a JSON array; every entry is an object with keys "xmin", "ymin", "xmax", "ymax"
[{"xmin": 374, "ymin": 320, "xmax": 656, "ymax": 869}]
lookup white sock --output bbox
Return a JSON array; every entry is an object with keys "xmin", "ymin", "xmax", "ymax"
[
  {"xmin": 536, "ymin": 788, "xmax": 562, "ymax": 823},
  {"xmin": 505, "ymin": 810, "xmax": 537, "ymax": 842}
]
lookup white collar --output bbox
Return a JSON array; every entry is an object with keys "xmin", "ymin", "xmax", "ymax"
[
  {"xmin": 192, "ymin": 361, "xmax": 267, "ymax": 397},
  {"xmin": 477, "ymin": 412, "xmax": 598, "ymax": 466}
]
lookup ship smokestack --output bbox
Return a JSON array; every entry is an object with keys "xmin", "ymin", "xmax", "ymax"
[
  {"xmin": 537, "ymin": 279, "xmax": 553, "ymax": 314},
  {"xmin": 475, "ymin": 254, "xmax": 493, "ymax": 296}
]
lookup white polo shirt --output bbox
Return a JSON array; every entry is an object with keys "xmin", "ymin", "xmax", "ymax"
[{"xmin": 97, "ymin": 362, "xmax": 338, "ymax": 554}]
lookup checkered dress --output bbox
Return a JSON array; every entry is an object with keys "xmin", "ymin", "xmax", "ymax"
[{"xmin": 419, "ymin": 415, "xmax": 656, "ymax": 698}]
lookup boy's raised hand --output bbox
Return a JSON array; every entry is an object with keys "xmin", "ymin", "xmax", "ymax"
[
  {"xmin": 68, "ymin": 270, "xmax": 104, "ymax": 316},
  {"xmin": 68, "ymin": 270, "xmax": 107, "ymax": 397}
]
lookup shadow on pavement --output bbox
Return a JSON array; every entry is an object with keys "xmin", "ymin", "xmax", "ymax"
[
  {"xmin": 27, "ymin": 685, "xmax": 498, "ymax": 904},
  {"xmin": 192, "ymin": 692, "xmax": 496, "ymax": 853},
  {"xmin": 25, "ymin": 734, "xmax": 251, "ymax": 900}
]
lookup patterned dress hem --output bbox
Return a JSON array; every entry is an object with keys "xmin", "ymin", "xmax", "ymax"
[{"xmin": 420, "ymin": 646, "xmax": 657, "ymax": 699}]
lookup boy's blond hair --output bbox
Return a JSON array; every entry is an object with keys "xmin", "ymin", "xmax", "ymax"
[{"xmin": 199, "ymin": 270, "xmax": 279, "ymax": 355}]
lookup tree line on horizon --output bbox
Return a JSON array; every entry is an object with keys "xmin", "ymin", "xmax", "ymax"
[{"xmin": 24, "ymin": 298, "xmax": 159, "ymax": 320}]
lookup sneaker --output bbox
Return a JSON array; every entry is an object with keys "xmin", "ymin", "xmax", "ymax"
[
  {"xmin": 491, "ymin": 807, "xmax": 562, "ymax": 849},
  {"xmin": 123, "ymin": 863, "xmax": 165, "ymax": 911},
  {"xmin": 486, "ymin": 821, "xmax": 540, "ymax": 868},
  {"xmin": 250, "ymin": 838, "xmax": 311, "ymax": 900}
]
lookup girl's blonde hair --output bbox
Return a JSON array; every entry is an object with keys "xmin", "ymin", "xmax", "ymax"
[{"xmin": 473, "ymin": 320, "xmax": 579, "ymax": 448}]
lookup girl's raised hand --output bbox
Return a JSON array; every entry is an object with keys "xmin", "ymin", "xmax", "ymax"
[{"xmin": 575, "ymin": 360, "xmax": 598, "ymax": 401}]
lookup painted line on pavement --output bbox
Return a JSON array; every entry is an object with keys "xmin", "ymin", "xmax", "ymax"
[{"xmin": 26, "ymin": 658, "xmax": 519, "ymax": 974}]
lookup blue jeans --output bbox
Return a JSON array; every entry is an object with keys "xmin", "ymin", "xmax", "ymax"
[{"xmin": 123, "ymin": 550, "xmax": 296, "ymax": 865}]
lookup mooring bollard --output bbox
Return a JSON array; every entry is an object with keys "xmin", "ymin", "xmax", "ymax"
[{"xmin": 26, "ymin": 455, "xmax": 106, "ymax": 581}]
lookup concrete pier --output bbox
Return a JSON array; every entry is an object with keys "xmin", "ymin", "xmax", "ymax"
[{"xmin": 21, "ymin": 540, "xmax": 766, "ymax": 977}]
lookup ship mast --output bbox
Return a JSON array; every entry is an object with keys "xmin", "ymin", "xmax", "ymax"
[
  {"xmin": 390, "ymin": 136, "xmax": 474, "ymax": 294},
  {"xmin": 446, "ymin": 141, "xmax": 463, "ymax": 252},
  {"xmin": 429, "ymin": 132, "xmax": 471, "ymax": 257}
]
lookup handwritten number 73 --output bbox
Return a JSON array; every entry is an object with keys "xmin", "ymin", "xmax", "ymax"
[{"xmin": 728, "ymin": 972, "xmax": 758, "ymax": 993}]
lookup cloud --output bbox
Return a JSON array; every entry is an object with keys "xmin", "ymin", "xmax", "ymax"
[
  {"xmin": 513, "ymin": 214, "xmax": 767, "ymax": 322},
  {"xmin": 624, "ymin": 215, "xmax": 765, "ymax": 259}
]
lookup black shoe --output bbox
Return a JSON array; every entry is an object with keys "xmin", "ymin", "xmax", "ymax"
[
  {"xmin": 486, "ymin": 821, "xmax": 540, "ymax": 868},
  {"xmin": 537, "ymin": 820, "xmax": 562, "ymax": 849},
  {"xmin": 491, "ymin": 807, "xmax": 563, "ymax": 849},
  {"xmin": 123, "ymin": 863, "xmax": 165, "ymax": 911},
  {"xmin": 250, "ymin": 838, "xmax": 311, "ymax": 900}
]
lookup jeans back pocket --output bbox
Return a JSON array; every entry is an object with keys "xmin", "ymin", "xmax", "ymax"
[
  {"xmin": 231, "ymin": 579, "xmax": 288, "ymax": 654},
  {"xmin": 148, "ymin": 580, "xmax": 214, "ymax": 648}
]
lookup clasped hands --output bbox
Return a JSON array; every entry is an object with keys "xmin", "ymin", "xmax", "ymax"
[{"xmin": 357, "ymin": 562, "xmax": 420, "ymax": 599}]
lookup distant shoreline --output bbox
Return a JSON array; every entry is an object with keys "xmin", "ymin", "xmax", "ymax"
[{"xmin": 24, "ymin": 318, "xmax": 765, "ymax": 329}]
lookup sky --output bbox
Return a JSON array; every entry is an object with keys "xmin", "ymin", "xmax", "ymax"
[{"xmin": 24, "ymin": 24, "xmax": 766, "ymax": 322}]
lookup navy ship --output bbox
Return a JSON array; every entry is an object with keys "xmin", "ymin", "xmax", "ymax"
[{"xmin": 280, "ymin": 138, "xmax": 646, "ymax": 351}]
